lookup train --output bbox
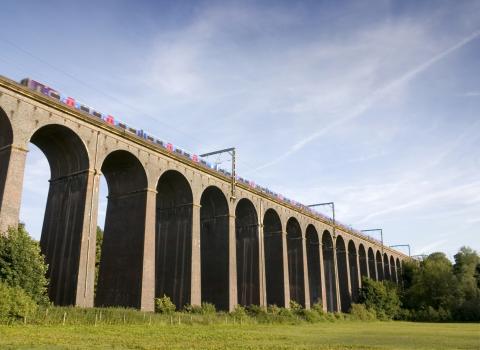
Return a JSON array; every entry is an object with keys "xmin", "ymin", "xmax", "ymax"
[{"xmin": 18, "ymin": 78, "xmax": 382, "ymax": 245}]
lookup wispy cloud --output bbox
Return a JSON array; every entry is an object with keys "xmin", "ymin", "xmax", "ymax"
[{"xmin": 251, "ymin": 29, "xmax": 480, "ymax": 173}]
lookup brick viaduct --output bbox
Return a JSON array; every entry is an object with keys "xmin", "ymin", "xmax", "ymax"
[{"xmin": 0, "ymin": 76, "xmax": 408, "ymax": 312}]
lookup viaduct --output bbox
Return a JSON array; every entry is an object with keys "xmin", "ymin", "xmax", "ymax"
[{"xmin": 0, "ymin": 76, "xmax": 408, "ymax": 312}]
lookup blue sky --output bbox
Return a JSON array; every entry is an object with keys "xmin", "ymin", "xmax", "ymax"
[{"xmin": 1, "ymin": 0, "xmax": 479, "ymax": 259}]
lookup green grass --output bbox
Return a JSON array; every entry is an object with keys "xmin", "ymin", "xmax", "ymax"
[{"xmin": 0, "ymin": 321, "xmax": 478, "ymax": 349}]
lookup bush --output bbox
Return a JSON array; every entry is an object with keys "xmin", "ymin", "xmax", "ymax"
[
  {"xmin": 0, "ymin": 281, "xmax": 37, "ymax": 322},
  {"xmin": 311, "ymin": 302, "xmax": 324, "ymax": 315},
  {"xmin": 289, "ymin": 300, "xmax": 303, "ymax": 314},
  {"xmin": 230, "ymin": 305, "xmax": 247, "ymax": 318},
  {"xmin": 245, "ymin": 304, "xmax": 267, "ymax": 317},
  {"xmin": 0, "ymin": 225, "xmax": 49, "ymax": 305},
  {"xmin": 358, "ymin": 277, "xmax": 400, "ymax": 320},
  {"xmin": 349, "ymin": 303, "xmax": 376, "ymax": 321},
  {"xmin": 154, "ymin": 295, "xmax": 176, "ymax": 314}
]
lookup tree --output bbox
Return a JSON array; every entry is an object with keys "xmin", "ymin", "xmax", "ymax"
[
  {"xmin": 0, "ymin": 225, "xmax": 49, "ymax": 305},
  {"xmin": 403, "ymin": 252, "xmax": 457, "ymax": 311},
  {"xmin": 95, "ymin": 226, "xmax": 103, "ymax": 293},
  {"xmin": 358, "ymin": 277, "xmax": 400, "ymax": 319}
]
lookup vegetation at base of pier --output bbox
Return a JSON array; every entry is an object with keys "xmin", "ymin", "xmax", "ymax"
[{"xmin": 0, "ymin": 225, "xmax": 479, "ymax": 324}]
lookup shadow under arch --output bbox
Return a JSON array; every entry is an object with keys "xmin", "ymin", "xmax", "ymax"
[
  {"xmin": 383, "ymin": 253, "xmax": 391, "ymax": 281},
  {"xmin": 263, "ymin": 208, "xmax": 285, "ymax": 307},
  {"xmin": 306, "ymin": 225, "xmax": 322, "ymax": 306},
  {"xmin": 396, "ymin": 257, "xmax": 402, "ymax": 284},
  {"xmin": 376, "ymin": 250, "xmax": 384, "ymax": 281},
  {"xmin": 390, "ymin": 255, "xmax": 397, "ymax": 283},
  {"xmin": 200, "ymin": 186, "xmax": 229, "ymax": 310},
  {"xmin": 0, "ymin": 107, "xmax": 13, "ymax": 207},
  {"xmin": 347, "ymin": 240, "xmax": 359, "ymax": 302},
  {"xmin": 368, "ymin": 247, "xmax": 376, "ymax": 280},
  {"xmin": 29, "ymin": 124, "xmax": 90, "ymax": 306},
  {"xmin": 96, "ymin": 150, "xmax": 148, "ymax": 308},
  {"xmin": 286, "ymin": 217, "xmax": 305, "ymax": 306},
  {"xmin": 358, "ymin": 244, "xmax": 368, "ymax": 280},
  {"xmin": 235, "ymin": 198, "xmax": 260, "ymax": 306},
  {"xmin": 156, "ymin": 170, "xmax": 193, "ymax": 309},
  {"xmin": 336, "ymin": 235, "xmax": 350, "ymax": 312},
  {"xmin": 322, "ymin": 230, "xmax": 337, "ymax": 312}
]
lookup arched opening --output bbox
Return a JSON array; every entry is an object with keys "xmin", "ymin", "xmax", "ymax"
[
  {"xmin": 347, "ymin": 240, "xmax": 359, "ymax": 302},
  {"xmin": 263, "ymin": 208, "xmax": 285, "ymax": 306},
  {"xmin": 306, "ymin": 225, "xmax": 322, "ymax": 306},
  {"xmin": 96, "ymin": 150, "xmax": 148, "ymax": 308},
  {"xmin": 155, "ymin": 170, "xmax": 193, "ymax": 309},
  {"xmin": 24, "ymin": 124, "xmax": 90, "ymax": 306},
  {"xmin": 235, "ymin": 198, "xmax": 260, "ymax": 306},
  {"xmin": 383, "ymin": 253, "xmax": 391, "ymax": 281},
  {"xmin": 368, "ymin": 247, "xmax": 376, "ymax": 280},
  {"xmin": 376, "ymin": 251, "xmax": 384, "ymax": 281},
  {"xmin": 200, "ymin": 186, "xmax": 229, "ymax": 310},
  {"xmin": 0, "ymin": 108, "xmax": 13, "ymax": 209},
  {"xmin": 286, "ymin": 217, "xmax": 305, "ymax": 306},
  {"xmin": 336, "ymin": 235, "xmax": 350, "ymax": 312},
  {"xmin": 322, "ymin": 230, "xmax": 337, "ymax": 312},
  {"xmin": 358, "ymin": 244, "xmax": 368, "ymax": 279},
  {"xmin": 390, "ymin": 256, "xmax": 397, "ymax": 283}
]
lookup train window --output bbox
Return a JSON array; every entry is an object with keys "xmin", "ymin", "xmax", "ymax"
[
  {"xmin": 156, "ymin": 140, "xmax": 164, "ymax": 146},
  {"xmin": 128, "ymin": 127, "xmax": 136, "ymax": 133},
  {"xmin": 147, "ymin": 136, "xmax": 154, "ymax": 142},
  {"xmin": 49, "ymin": 91, "xmax": 60, "ymax": 100},
  {"xmin": 92, "ymin": 111, "xmax": 102, "ymax": 118},
  {"xmin": 166, "ymin": 143, "xmax": 173, "ymax": 151},
  {"xmin": 80, "ymin": 105, "xmax": 90, "ymax": 113}
]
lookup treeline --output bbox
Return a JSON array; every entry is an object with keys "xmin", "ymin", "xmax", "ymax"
[
  {"xmin": 356, "ymin": 247, "xmax": 480, "ymax": 321},
  {"xmin": 0, "ymin": 226, "xmax": 479, "ymax": 323}
]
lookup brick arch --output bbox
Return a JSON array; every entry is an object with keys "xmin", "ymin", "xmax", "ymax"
[
  {"xmin": 96, "ymin": 149, "xmax": 149, "ymax": 308},
  {"xmin": 264, "ymin": 208, "xmax": 286, "ymax": 307}
]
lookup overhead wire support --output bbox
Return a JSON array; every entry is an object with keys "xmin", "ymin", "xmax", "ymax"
[
  {"xmin": 390, "ymin": 244, "xmax": 411, "ymax": 257},
  {"xmin": 200, "ymin": 147, "xmax": 236, "ymax": 200},
  {"xmin": 308, "ymin": 202, "xmax": 335, "ymax": 238},
  {"xmin": 361, "ymin": 228, "xmax": 384, "ymax": 256}
]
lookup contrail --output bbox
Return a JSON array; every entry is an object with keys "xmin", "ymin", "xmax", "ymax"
[{"xmin": 250, "ymin": 29, "xmax": 480, "ymax": 173}]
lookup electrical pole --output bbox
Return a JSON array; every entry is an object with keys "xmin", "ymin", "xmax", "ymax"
[{"xmin": 200, "ymin": 147, "xmax": 236, "ymax": 200}]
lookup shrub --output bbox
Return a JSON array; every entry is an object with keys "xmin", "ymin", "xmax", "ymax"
[
  {"xmin": 349, "ymin": 303, "xmax": 376, "ymax": 321},
  {"xmin": 0, "ymin": 225, "xmax": 49, "ymax": 305},
  {"xmin": 154, "ymin": 295, "xmax": 176, "ymax": 314},
  {"xmin": 231, "ymin": 305, "xmax": 247, "ymax": 318},
  {"xmin": 267, "ymin": 304, "xmax": 281, "ymax": 315},
  {"xmin": 200, "ymin": 302, "xmax": 216, "ymax": 314},
  {"xmin": 311, "ymin": 302, "xmax": 324, "ymax": 315},
  {"xmin": 289, "ymin": 300, "xmax": 303, "ymax": 314},
  {"xmin": 0, "ymin": 281, "xmax": 37, "ymax": 322},
  {"xmin": 245, "ymin": 304, "xmax": 267, "ymax": 317},
  {"xmin": 300, "ymin": 309, "xmax": 321, "ymax": 323},
  {"xmin": 358, "ymin": 277, "xmax": 400, "ymax": 319}
]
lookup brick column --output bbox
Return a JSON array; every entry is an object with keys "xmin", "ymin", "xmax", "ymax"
[
  {"xmin": 228, "ymin": 214, "xmax": 238, "ymax": 311},
  {"xmin": 356, "ymin": 251, "xmax": 362, "ymax": 289},
  {"xmin": 318, "ymin": 241, "xmax": 327, "ymax": 311},
  {"xmin": 140, "ymin": 188, "xmax": 157, "ymax": 312},
  {"xmin": 0, "ymin": 145, "xmax": 27, "ymax": 233},
  {"xmin": 75, "ymin": 169, "xmax": 100, "ymax": 307},
  {"xmin": 281, "ymin": 231, "xmax": 291, "ymax": 308},
  {"xmin": 258, "ymin": 223, "xmax": 267, "ymax": 307},
  {"xmin": 332, "ymin": 237, "xmax": 341, "ymax": 312},
  {"xmin": 190, "ymin": 203, "xmax": 201, "ymax": 306},
  {"xmin": 302, "ymin": 236, "xmax": 311, "ymax": 309}
]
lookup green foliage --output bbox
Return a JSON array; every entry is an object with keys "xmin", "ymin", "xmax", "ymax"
[
  {"xmin": 183, "ymin": 302, "xmax": 216, "ymax": 314},
  {"xmin": 95, "ymin": 226, "xmax": 103, "ymax": 293},
  {"xmin": 154, "ymin": 295, "xmax": 176, "ymax": 314},
  {"xmin": 0, "ymin": 225, "xmax": 49, "ymax": 305},
  {"xmin": 403, "ymin": 252, "xmax": 457, "ymax": 311},
  {"xmin": 349, "ymin": 303, "xmax": 376, "ymax": 321},
  {"xmin": 358, "ymin": 277, "xmax": 400, "ymax": 320},
  {"xmin": 245, "ymin": 304, "xmax": 267, "ymax": 317},
  {"xmin": 0, "ymin": 281, "xmax": 37, "ymax": 322},
  {"xmin": 311, "ymin": 302, "xmax": 324, "ymax": 315},
  {"xmin": 289, "ymin": 300, "xmax": 303, "ymax": 313},
  {"xmin": 230, "ymin": 305, "xmax": 247, "ymax": 318}
]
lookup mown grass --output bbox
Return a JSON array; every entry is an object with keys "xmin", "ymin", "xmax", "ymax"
[{"xmin": 0, "ymin": 317, "xmax": 478, "ymax": 349}]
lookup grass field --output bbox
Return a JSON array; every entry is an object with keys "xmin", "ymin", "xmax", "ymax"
[{"xmin": 0, "ymin": 321, "xmax": 478, "ymax": 349}]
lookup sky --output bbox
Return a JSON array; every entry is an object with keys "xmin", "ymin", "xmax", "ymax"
[{"xmin": 0, "ymin": 0, "xmax": 479, "ymax": 260}]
